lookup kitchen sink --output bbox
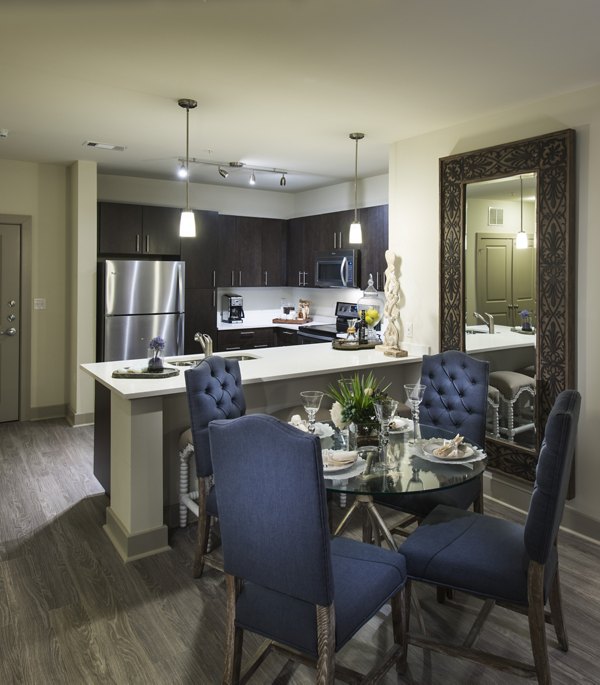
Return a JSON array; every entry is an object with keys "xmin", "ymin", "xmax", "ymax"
[{"xmin": 165, "ymin": 353, "xmax": 259, "ymax": 367}]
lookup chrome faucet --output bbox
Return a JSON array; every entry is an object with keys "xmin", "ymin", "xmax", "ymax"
[
  {"xmin": 194, "ymin": 332, "xmax": 213, "ymax": 357},
  {"xmin": 473, "ymin": 312, "xmax": 495, "ymax": 334}
]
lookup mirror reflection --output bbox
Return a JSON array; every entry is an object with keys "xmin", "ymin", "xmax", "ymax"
[{"xmin": 465, "ymin": 173, "xmax": 537, "ymax": 450}]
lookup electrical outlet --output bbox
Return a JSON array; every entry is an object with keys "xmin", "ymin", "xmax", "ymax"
[{"xmin": 406, "ymin": 322, "xmax": 413, "ymax": 338}]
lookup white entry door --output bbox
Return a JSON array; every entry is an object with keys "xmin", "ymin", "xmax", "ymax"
[{"xmin": 0, "ymin": 223, "xmax": 20, "ymax": 422}]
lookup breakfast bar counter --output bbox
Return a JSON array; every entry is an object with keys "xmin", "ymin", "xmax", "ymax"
[{"xmin": 82, "ymin": 343, "xmax": 425, "ymax": 561}]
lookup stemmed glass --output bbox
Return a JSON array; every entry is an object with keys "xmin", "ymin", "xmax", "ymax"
[
  {"xmin": 300, "ymin": 391, "xmax": 324, "ymax": 433},
  {"xmin": 374, "ymin": 397, "xmax": 399, "ymax": 467},
  {"xmin": 404, "ymin": 383, "xmax": 426, "ymax": 443}
]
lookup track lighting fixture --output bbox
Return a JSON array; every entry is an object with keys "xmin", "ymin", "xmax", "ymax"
[
  {"xmin": 218, "ymin": 165, "xmax": 229, "ymax": 179},
  {"xmin": 174, "ymin": 156, "xmax": 289, "ymax": 188},
  {"xmin": 349, "ymin": 132, "xmax": 364, "ymax": 244},
  {"xmin": 178, "ymin": 98, "xmax": 197, "ymax": 238}
]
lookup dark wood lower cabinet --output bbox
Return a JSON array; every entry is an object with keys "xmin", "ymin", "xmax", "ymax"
[
  {"xmin": 218, "ymin": 328, "xmax": 274, "ymax": 351},
  {"xmin": 274, "ymin": 328, "xmax": 298, "ymax": 346},
  {"xmin": 184, "ymin": 289, "xmax": 217, "ymax": 354}
]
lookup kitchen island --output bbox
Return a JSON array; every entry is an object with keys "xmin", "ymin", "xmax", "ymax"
[{"xmin": 82, "ymin": 342, "xmax": 425, "ymax": 561}]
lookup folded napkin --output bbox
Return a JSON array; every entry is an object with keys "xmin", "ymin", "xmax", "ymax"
[
  {"xmin": 322, "ymin": 449, "xmax": 358, "ymax": 466},
  {"xmin": 289, "ymin": 414, "xmax": 308, "ymax": 432},
  {"xmin": 433, "ymin": 434, "xmax": 465, "ymax": 459}
]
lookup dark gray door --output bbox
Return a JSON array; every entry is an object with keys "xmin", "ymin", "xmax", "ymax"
[{"xmin": 0, "ymin": 223, "xmax": 20, "ymax": 422}]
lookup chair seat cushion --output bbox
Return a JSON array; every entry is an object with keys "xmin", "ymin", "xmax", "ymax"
[
  {"xmin": 400, "ymin": 505, "xmax": 557, "ymax": 606},
  {"xmin": 234, "ymin": 536, "xmax": 406, "ymax": 657}
]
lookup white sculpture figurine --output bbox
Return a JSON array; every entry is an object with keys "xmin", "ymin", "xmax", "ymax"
[{"xmin": 382, "ymin": 250, "xmax": 407, "ymax": 357}]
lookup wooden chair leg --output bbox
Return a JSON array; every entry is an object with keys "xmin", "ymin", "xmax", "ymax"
[
  {"xmin": 223, "ymin": 575, "xmax": 243, "ymax": 685},
  {"xmin": 528, "ymin": 561, "xmax": 552, "ymax": 685},
  {"xmin": 193, "ymin": 477, "xmax": 211, "ymax": 578},
  {"xmin": 548, "ymin": 567, "xmax": 568, "ymax": 651},
  {"xmin": 316, "ymin": 604, "xmax": 336, "ymax": 684}
]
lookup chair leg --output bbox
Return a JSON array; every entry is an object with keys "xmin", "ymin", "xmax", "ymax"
[
  {"xmin": 193, "ymin": 477, "xmax": 211, "ymax": 578},
  {"xmin": 316, "ymin": 604, "xmax": 336, "ymax": 685},
  {"xmin": 223, "ymin": 575, "xmax": 243, "ymax": 685},
  {"xmin": 178, "ymin": 444, "xmax": 193, "ymax": 527},
  {"xmin": 548, "ymin": 567, "xmax": 568, "ymax": 651},
  {"xmin": 527, "ymin": 561, "xmax": 552, "ymax": 685},
  {"xmin": 398, "ymin": 581, "xmax": 411, "ymax": 674}
]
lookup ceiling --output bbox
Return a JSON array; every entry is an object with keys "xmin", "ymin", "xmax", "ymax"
[{"xmin": 1, "ymin": 0, "xmax": 599, "ymax": 193}]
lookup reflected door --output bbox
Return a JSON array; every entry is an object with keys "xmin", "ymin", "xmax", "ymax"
[{"xmin": 475, "ymin": 233, "xmax": 535, "ymax": 327}]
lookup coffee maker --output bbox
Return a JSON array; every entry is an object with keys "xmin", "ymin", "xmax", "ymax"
[{"xmin": 221, "ymin": 294, "xmax": 245, "ymax": 323}]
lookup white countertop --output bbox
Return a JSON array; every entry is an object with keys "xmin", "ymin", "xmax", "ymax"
[
  {"xmin": 81, "ymin": 343, "xmax": 422, "ymax": 401},
  {"xmin": 465, "ymin": 324, "xmax": 536, "ymax": 353}
]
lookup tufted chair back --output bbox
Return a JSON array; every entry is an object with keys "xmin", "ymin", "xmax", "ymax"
[
  {"xmin": 419, "ymin": 350, "xmax": 489, "ymax": 447},
  {"xmin": 185, "ymin": 356, "xmax": 246, "ymax": 478}
]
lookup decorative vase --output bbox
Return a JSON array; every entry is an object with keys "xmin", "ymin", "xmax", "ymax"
[
  {"xmin": 351, "ymin": 422, "xmax": 379, "ymax": 449},
  {"xmin": 147, "ymin": 354, "xmax": 164, "ymax": 373}
]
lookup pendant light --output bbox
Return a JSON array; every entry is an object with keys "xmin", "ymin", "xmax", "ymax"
[
  {"xmin": 515, "ymin": 175, "xmax": 528, "ymax": 249},
  {"xmin": 349, "ymin": 132, "xmax": 364, "ymax": 244},
  {"xmin": 178, "ymin": 98, "xmax": 197, "ymax": 237}
]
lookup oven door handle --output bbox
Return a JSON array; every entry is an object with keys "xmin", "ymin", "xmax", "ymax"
[{"xmin": 340, "ymin": 257, "xmax": 348, "ymax": 287}]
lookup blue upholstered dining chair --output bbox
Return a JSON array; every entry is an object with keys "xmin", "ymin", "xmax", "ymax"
[
  {"xmin": 208, "ymin": 414, "xmax": 407, "ymax": 684},
  {"xmin": 374, "ymin": 350, "xmax": 490, "ymax": 525},
  {"xmin": 399, "ymin": 389, "xmax": 581, "ymax": 684},
  {"xmin": 183, "ymin": 356, "xmax": 246, "ymax": 578}
]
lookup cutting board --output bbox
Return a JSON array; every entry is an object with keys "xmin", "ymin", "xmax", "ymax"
[{"xmin": 272, "ymin": 317, "xmax": 312, "ymax": 325}]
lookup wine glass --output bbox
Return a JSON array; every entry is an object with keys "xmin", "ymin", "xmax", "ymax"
[
  {"xmin": 300, "ymin": 391, "xmax": 324, "ymax": 433},
  {"xmin": 404, "ymin": 383, "xmax": 426, "ymax": 443},
  {"xmin": 374, "ymin": 397, "xmax": 399, "ymax": 467}
]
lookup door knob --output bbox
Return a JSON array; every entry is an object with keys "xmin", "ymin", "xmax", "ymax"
[{"xmin": 0, "ymin": 327, "xmax": 17, "ymax": 336}]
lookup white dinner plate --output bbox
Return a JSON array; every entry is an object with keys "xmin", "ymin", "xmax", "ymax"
[
  {"xmin": 322, "ymin": 449, "xmax": 358, "ymax": 472},
  {"xmin": 419, "ymin": 439, "xmax": 485, "ymax": 464},
  {"xmin": 389, "ymin": 416, "xmax": 412, "ymax": 433}
]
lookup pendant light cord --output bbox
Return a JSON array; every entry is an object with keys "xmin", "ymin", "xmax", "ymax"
[
  {"xmin": 185, "ymin": 106, "xmax": 190, "ymax": 211},
  {"xmin": 354, "ymin": 135, "xmax": 359, "ymax": 223}
]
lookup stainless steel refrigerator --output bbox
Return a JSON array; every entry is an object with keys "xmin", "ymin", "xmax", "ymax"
[{"xmin": 98, "ymin": 259, "xmax": 185, "ymax": 361}]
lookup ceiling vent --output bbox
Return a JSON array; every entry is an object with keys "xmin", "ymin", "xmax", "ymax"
[{"xmin": 83, "ymin": 141, "xmax": 126, "ymax": 152}]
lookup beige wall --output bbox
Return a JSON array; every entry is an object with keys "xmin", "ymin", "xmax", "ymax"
[{"xmin": 389, "ymin": 84, "xmax": 600, "ymax": 533}]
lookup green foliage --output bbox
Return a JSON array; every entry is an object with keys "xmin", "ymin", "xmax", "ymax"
[{"xmin": 327, "ymin": 371, "xmax": 390, "ymax": 425}]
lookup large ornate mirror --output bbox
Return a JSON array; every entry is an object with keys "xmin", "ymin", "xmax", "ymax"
[{"xmin": 440, "ymin": 129, "xmax": 575, "ymax": 484}]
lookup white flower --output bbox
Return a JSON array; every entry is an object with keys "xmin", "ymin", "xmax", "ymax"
[{"xmin": 330, "ymin": 401, "xmax": 348, "ymax": 429}]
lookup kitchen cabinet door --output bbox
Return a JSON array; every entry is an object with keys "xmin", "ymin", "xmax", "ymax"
[
  {"xmin": 180, "ymin": 210, "xmax": 219, "ymax": 289},
  {"xmin": 218, "ymin": 327, "xmax": 274, "ymax": 351},
  {"xmin": 98, "ymin": 202, "xmax": 143, "ymax": 255},
  {"xmin": 287, "ymin": 217, "xmax": 310, "ymax": 286},
  {"xmin": 184, "ymin": 288, "xmax": 217, "ymax": 354},
  {"xmin": 217, "ymin": 215, "xmax": 262, "ymax": 288},
  {"xmin": 141, "ymin": 206, "xmax": 181, "ymax": 256},
  {"xmin": 261, "ymin": 218, "xmax": 287, "ymax": 286},
  {"xmin": 360, "ymin": 205, "xmax": 389, "ymax": 291}
]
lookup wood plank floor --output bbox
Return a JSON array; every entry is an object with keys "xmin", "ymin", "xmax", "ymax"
[{"xmin": 1, "ymin": 418, "xmax": 599, "ymax": 684}]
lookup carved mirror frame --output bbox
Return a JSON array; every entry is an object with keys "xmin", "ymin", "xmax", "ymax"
[{"xmin": 439, "ymin": 129, "xmax": 576, "ymax": 483}]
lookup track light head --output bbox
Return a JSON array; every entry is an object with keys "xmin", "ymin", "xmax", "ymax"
[
  {"xmin": 280, "ymin": 173, "xmax": 287, "ymax": 187},
  {"xmin": 177, "ymin": 162, "xmax": 188, "ymax": 179},
  {"xmin": 249, "ymin": 171, "xmax": 256, "ymax": 186},
  {"xmin": 218, "ymin": 166, "xmax": 229, "ymax": 179}
]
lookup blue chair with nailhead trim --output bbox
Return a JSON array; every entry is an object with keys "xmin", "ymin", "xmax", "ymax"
[
  {"xmin": 183, "ymin": 356, "xmax": 246, "ymax": 577},
  {"xmin": 209, "ymin": 413, "xmax": 407, "ymax": 683}
]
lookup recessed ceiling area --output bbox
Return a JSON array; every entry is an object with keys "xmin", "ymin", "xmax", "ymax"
[{"xmin": 1, "ymin": 0, "xmax": 599, "ymax": 192}]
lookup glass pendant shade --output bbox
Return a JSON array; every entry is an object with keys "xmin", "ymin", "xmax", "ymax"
[
  {"xmin": 179, "ymin": 210, "xmax": 196, "ymax": 237},
  {"xmin": 515, "ymin": 230, "xmax": 528, "ymax": 249},
  {"xmin": 349, "ymin": 221, "xmax": 363, "ymax": 244}
]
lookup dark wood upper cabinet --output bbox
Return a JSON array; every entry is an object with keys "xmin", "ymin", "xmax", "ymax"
[
  {"xmin": 287, "ymin": 205, "xmax": 388, "ymax": 290},
  {"xmin": 260, "ymin": 218, "xmax": 287, "ymax": 286},
  {"xmin": 98, "ymin": 202, "xmax": 181, "ymax": 257},
  {"xmin": 141, "ymin": 206, "xmax": 182, "ymax": 256},
  {"xmin": 180, "ymin": 210, "xmax": 220, "ymax": 289}
]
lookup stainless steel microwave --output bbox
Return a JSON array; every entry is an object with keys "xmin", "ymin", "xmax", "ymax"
[{"xmin": 314, "ymin": 249, "xmax": 360, "ymax": 288}]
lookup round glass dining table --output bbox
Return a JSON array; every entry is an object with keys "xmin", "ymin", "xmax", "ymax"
[{"xmin": 322, "ymin": 424, "xmax": 487, "ymax": 550}]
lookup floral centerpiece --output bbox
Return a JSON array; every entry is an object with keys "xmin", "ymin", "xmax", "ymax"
[
  {"xmin": 148, "ymin": 335, "xmax": 165, "ymax": 372},
  {"xmin": 520, "ymin": 309, "xmax": 533, "ymax": 332},
  {"xmin": 328, "ymin": 371, "xmax": 390, "ymax": 447}
]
